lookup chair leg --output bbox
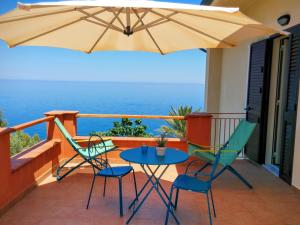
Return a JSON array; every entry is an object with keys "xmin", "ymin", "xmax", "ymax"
[
  {"xmin": 206, "ymin": 193, "xmax": 213, "ymax": 225},
  {"xmin": 174, "ymin": 189, "xmax": 179, "ymax": 210},
  {"xmin": 195, "ymin": 162, "xmax": 211, "ymax": 177},
  {"xmin": 103, "ymin": 177, "xmax": 107, "ymax": 197},
  {"xmin": 86, "ymin": 175, "xmax": 96, "ymax": 209},
  {"xmin": 165, "ymin": 186, "xmax": 175, "ymax": 225},
  {"xmin": 210, "ymin": 189, "xmax": 216, "ymax": 217},
  {"xmin": 227, "ymin": 166, "xmax": 253, "ymax": 189},
  {"xmin": 212, "ymin": 166, "xmax": 227, "ymax": 180},
  {"xmin": 132, "ymin": 169, "xmax": 138, "ymax": 201},
  {"xmin": 118, "ymin": 177, "xmax": 123, "ymax": 217}
]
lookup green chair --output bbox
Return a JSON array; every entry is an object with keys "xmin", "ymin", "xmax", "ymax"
[
  {"xmin": 54, "ymin": 118, "xmax": 117, "ymax": 181},
  {"xmin": 187, "ymin": 119, "xmax": 256, "ymax": 189},
  {"xmin": 54, "ymin": 118, "xmax": 138, "ymax": 216}
]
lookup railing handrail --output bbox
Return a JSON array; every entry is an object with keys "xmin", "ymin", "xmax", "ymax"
[
  {"xmin": 0, "ymin": 116, "xmax": 54, "ymax": 135},
  {"xmin": 76, "ymin": 114, "xmax": 185, "ymax": 120}
]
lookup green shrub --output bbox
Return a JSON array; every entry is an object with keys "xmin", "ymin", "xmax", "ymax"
[
  {"xmin": 10, "ymin": 131, "xmax": 40, "ymax": 156},
  {"xmin": 92, "ymin": 118, "xmax": 152, "ymax": 137},
  {"xmin": 0, "ymin": 111, "xmax": 40, "ymax": 156}
]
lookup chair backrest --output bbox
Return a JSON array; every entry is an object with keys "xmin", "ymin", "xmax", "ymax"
[
  {"xmin": 219, "ymin": 119, "xmax": 256, "ymax": 166},
  {"xmin": 54, "ymin": 118, "xmax": 81, "ymax": 150},
  {"xmin": 54, "ymin": 118, "xmax": 116, "ymax": 170}
]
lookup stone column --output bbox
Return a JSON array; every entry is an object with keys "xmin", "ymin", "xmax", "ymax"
[
  {"xmin": 44, "ymin": 111, "xmax": 79, "ymax": 158},
  {"xmin": 185, "ymin": 113, "xmax": 212, "ymax": 146}
]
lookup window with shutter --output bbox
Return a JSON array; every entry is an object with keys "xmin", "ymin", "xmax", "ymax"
[{"xmin": 280, "ymin": 26, "xmax": 300, "ymax": 184}]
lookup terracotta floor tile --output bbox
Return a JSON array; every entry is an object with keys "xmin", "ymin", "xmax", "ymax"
[{"xmin": 1, "ymin": 161, "xmax": 300, "ymax": 225}]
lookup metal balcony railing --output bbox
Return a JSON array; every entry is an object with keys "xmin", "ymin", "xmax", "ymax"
[{"xmin": 210, "ymin": 113, "xmax": 246, "ymax": 157}]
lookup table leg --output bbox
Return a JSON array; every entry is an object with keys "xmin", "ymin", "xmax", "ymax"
[
  {"xmin": 126, "ymin": 164, "xmax": 180, "ymax": 225},
  {"xmin": 147, "ymin": 166, "xmax": 176, "ymax": 207},
  {"xmin": 144, "ymin": 165, "xmax": 179, "ymax": 225},
  {"xmin": 128, "ymin": 165, "xmax": 161, "ymax": 209}
]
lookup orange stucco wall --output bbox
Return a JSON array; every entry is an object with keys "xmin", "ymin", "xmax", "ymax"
[{"xmin": 0, "ymin": 135, "xmax": 61, "ymax": 212}]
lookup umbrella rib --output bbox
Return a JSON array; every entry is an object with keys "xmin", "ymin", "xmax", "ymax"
[
  {"xmin": 165, "ymin": 9, "xmax": 273, "ymax": 32},
  {"xmin": 84, "ymin": 18, "xmax": 122, "ymax": 33},
  {"xmin": 10, "ymin": 9, "xmax": 107, "ymax": 48},
  {"xmin": 0, "ymin": 6, "xmax": 93, "ymax": 24},
  {"xmin": 150, "ymin": 9, "xmax": 234, "ymax": 48},
  {"xmin": 133, "ymin": 11, "xmax": 177, "ymax": 32},
  {"xmin": 163, "ymin": 9, "xmax": 246, "ymax": 26},
  {"xmin": 132, "ymin": 8, "xmax": 164, "ymax": 55},
  {"xmin": 87, "ymin": 8, "xmax": 123, "ymax": 53},
  {"xmin": 110, "ymin": 7, "xmax": 126, "ymax": 30},
  {"xmin": 77, "ymin": 9, "xmax": 123, "ymax": 32},
  {"xmin": 131, "ymin": 9, "xmax": 150, "ymax": 30}
]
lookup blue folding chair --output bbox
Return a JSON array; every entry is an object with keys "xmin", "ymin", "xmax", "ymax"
[
  {"xmin": 165, "ymin": 148, "xmax": 221, "ymax": 225},
  {"xmin": 85, "ymin": 134, "xmax": 138, "ymax": 217}
]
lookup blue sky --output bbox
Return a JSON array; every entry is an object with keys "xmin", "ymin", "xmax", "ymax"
[{"xmin": 0, "ymin": 0, "xmax": 206, "ymax": 84}]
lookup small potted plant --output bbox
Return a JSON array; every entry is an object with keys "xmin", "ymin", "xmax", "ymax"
[{"xmin": 156, "ymin": 132, "xmax": 168, "ymax": 156}]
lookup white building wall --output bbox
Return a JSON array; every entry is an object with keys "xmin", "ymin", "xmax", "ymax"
[
  {"xmin": 205, "ymin": 0, "xmax": 300, "ymax": 189},
  {"xmin": 218, "ymin": 43, "xmax": 250, "ymax": 113}
]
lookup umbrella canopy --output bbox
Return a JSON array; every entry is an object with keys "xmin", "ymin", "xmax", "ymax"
[{"xmin": 0, "ymin": 0, "xmax": 277, "ymax": 54}]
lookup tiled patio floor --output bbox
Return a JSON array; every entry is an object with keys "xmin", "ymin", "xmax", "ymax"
[{"xmin": 1, "ymin": 160, "xmax": 300, "ymax": 225}]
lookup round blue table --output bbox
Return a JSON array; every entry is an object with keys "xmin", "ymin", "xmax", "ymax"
[{"xmin": 120, "ymin": 147, "xmax": 188, "ymax": 225}]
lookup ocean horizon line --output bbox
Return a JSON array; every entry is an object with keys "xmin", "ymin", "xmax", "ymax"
[{"xmin": 0, "ymin": 78, "xmax": 204, "ymax": 86}]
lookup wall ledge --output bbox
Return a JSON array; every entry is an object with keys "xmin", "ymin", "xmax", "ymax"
[
  {"xmin": 73, "ymin": 136, "xmax": 186, "ymax": 143},
  {"xmin": 11, "ymin": 139, "xmax": 61, "ymax": 172}
]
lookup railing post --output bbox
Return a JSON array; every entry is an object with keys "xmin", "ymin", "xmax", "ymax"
[
  {"xmin": 0, "ymin": 128, "xmax": 12, "ymax": 207},
  {"xmin": 185, "ymin": 113, "xmax": 212, "ymax": 146},
  {"xmin": 44, "ymin": 111, "xmax": 79, "ymax": 158}
]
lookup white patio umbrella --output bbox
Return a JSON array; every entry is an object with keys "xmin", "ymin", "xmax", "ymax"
[{"xmin": 0, "ymin": 0, "xmax": 277, "ymax": 54}]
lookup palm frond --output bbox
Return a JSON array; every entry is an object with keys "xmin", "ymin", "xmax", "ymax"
[{"xmin": 159, "ymin": 106, "xmax": 201, "ymax": 138}]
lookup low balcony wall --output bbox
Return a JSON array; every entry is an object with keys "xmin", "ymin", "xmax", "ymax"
[
  {"xmin": 73, "ymin": 136, "xmax": 188, "ymax": 163},
  {"xmin": 0, "ymin": 110, "xmax": 212, "ymax": 213},
  {"xmin": 0, "ymin": 126, "xmax": 61, "ymax": 214}
]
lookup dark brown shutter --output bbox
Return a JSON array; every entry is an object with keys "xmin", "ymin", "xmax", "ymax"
[
  {"xmin": 280, "ymin": 26, "xmax": 300, "ymax": 184},
  {"xmin": 245, "ymin": 39, "xmax": 272, "ymax": 163}
]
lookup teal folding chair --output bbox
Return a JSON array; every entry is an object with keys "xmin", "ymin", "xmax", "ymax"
[
  {"xmin": 165, "ymin": 147, "xmax": 222, "ymax": 225},
  {"xmin": 54, "ymin": 118, "xmax": 138, "ymax": 216},
  {"xmin": 187, "ymin": 119, "xmax": 256, "ymax": 189},
  {"xmin": 54, "ymin": 118, "xmax": 117, "ymax": 181}
]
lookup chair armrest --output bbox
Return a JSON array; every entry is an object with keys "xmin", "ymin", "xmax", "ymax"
[{"xmin": 188, "ymin": 141, "xmax": 223, "ymax": 150}]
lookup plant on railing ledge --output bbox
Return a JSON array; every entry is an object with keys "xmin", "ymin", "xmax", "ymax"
[
  {"xmin": 159, "ymin": 106, "xmax": 200, "ymax": 138},
  {"xmin": 93, "ymin": 118, "xmax": 152, "ymax": 137},
  {"xmin": 0, "ymin": 111, "xmax": 40, "ymax": 156}
]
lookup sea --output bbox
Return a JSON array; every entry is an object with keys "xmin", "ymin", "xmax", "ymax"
[{"xmin": 0, "ymin": 79, "xmax": 204, "ymax": 139}]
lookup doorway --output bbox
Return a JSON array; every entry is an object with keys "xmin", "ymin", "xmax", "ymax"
[
  {"xmin": 246, "ymin": 24, "xmax": 300, "ymax": 184},
  {"xmin": 265, "ymin": 37, "xmax": 289, "ymax": 176}
]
